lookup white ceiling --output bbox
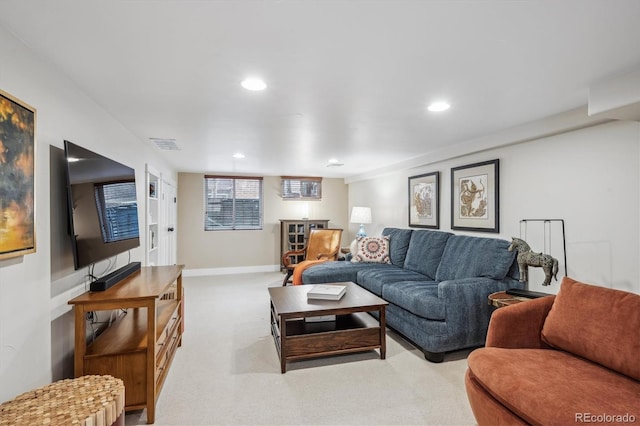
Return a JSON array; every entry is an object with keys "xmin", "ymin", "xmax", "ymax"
[{"xmin": 1, "ymin": 0, "xmax": 640, "ymax": 178}]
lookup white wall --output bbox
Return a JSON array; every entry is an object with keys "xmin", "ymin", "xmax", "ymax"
[
  {"xmin": 0, "ymin": 26, "xmax": 177, "ymax": 401},
  {"xmin": 349, "ymin": 120, "xmax": 640, "ymax": 294},
  {"xmin": 177, "ymin": 174, "xmax": 348, "ymax": 273}
]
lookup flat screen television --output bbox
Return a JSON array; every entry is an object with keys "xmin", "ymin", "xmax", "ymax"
[{"xmin": 64, "ymin": 140, "xmax": 140, "ymax": 270}]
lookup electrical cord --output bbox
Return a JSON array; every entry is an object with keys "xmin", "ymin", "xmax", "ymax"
[
  {"xmin": 86, "ymin": 309, "xmax": 128, "ymax": 342},
  {"xmin": 83, "ymin": 254, "xmax": 135, "ymax": 339}
]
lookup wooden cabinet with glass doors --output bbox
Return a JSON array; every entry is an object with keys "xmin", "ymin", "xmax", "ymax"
[{"xmin": 279, "ymin": 219, "xmax": 329, "ymax": 271}]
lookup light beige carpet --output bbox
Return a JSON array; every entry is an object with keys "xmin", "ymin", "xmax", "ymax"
[{"xmin": 125, "ymin": 272, "xmax": 476, "ymax": 426}]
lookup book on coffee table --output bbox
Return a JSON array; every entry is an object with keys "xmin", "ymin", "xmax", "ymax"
[{"xmin": 307, "ymin": 284, "xmax": 347, "ymax": 301}]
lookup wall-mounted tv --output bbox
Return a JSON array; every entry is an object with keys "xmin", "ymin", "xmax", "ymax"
[{"xmin": 64, "ymin": 140, "xmax": 140, "ymax": 270}]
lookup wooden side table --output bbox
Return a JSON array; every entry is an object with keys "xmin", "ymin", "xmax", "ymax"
[{"xmin": 488, "ymin": 291, "xmax": 531, "ymax": 308}]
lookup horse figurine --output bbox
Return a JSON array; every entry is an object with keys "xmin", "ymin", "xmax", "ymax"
[{"xmin": 508, "ymin": 237, "xmax": 559, "ymax": 286}]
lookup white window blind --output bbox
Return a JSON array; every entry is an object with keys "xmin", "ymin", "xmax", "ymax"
[
  {"xmin": 94, "ymin": 181, "xmax": 140, "ymax": 243},
  {"xmin": 204, "ymin": 176, "xmax": 263, "ymax": 230},
  {"xmin": 281, "ymin": 176, "xmax": 322, "ymax": 199}
]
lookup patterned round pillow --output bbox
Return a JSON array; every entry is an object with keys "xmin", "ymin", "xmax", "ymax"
[{"xmin": 352, "ymin": 236, "xmax": 391, "ymax": 263}]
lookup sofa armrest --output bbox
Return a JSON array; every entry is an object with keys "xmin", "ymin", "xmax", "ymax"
[
  {"xmin": 437, "ymin": 277, "xmax": 522, "ymax": 348},
  {"xmin": 485, "ymin": 295, "xmax": 556, "ymax": 349}
]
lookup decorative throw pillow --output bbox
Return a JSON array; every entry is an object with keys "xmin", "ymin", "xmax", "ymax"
[
  {"xmin": 351, "ymin": 236, "xmax": 391, "ymax": 263},
  {"xmin": 541, "ymin": 276, "xmax": 640, "ymax": 381}
]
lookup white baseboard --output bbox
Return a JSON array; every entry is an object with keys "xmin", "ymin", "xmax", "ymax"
[{"xmin": 183, "ymin": 264, "xmax": 281, "ymax": 277}]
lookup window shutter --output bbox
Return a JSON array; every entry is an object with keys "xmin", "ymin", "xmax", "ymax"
[
  {"xmin": 281, "ymin": 176, "xmax": 322, "ymax": 199},
  {"xmin": 204, "ymin": 176, "xmax": 263, "ymax": 230}
]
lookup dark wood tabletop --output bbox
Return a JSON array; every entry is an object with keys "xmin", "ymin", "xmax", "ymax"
[
  {"xmin": 268, "ymin": 281, "xmax": 388, "ymax": 317},
  {"xmin": 268, "ymin": 281, "xmax": 388, "ymax": 372}
]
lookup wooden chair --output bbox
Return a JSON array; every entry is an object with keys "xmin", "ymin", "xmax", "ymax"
[{"xmin": 282, "ymin": 228, "xmax": 343, "ymax": 286}]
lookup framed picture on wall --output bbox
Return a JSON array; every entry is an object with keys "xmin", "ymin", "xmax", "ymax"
[
  {"xmin": 0, "ymin": 89, "xmax": 37, "ymax": 260},
  {"xmin": 451, "ymin": 159, "xmax": 499, "ymax": 233},
  {"xmin": 408, "ymin": 171, "xmax": 439, "ymax": 228}
]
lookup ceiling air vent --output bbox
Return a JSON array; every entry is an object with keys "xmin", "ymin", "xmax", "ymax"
[{"xmin": 150, "ymin": 138, "xmax": 181, "ymax": 151}]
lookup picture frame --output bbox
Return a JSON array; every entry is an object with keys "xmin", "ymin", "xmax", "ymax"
[
  {"xmin": 451, "ymin": 159, "xmax": 499, "ymax": 233},
  {"xmin": 0, "ymin": 89, "xmax": 37, "ymax": 260},
  {"xmin": 408, "ymin": 171, "xmax": 439, "ymax": 228}
]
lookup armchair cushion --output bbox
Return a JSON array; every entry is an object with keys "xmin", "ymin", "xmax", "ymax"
[
  {"xmin": 541, "ymin": 277, "xmax": 640, "ymax": 380},
  {"xmin": 467, "ymin": 347, "xmax": 640, "ymax": 426},
  {"xmin": 305, "ymin": 229, "xmax": 342, "ymax": 261}
]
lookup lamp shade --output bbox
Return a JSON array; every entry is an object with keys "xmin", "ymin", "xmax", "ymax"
[{"xmin": 350, "ymin": 206, "xmax": 372, "ymax": 224}]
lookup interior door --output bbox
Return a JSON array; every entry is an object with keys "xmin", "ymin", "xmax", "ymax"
[{"xmin": 162, "ymin": 180, "xmax": 177, "ymax": 265}]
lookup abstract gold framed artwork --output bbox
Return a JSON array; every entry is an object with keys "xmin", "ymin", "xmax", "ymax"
[
  {"xmin": 451, "ymin": 159, "xmax": 499, "ymax": 233},
  {"xmin": 0, "ymin": 89, "xmax": 36, "ymax": 260},
  {"xmin": 408, "ymin": 171, "xmax": 439, "ymax": 229}
]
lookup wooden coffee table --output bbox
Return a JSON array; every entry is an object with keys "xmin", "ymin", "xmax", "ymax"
[{"xmin": 268, "ymin": 281, "xmax": 388, "ymax": 373}]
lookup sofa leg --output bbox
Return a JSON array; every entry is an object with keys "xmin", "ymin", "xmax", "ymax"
[{"xmin": 423, "ymin": 350, "xmax": 444, "ymax": 363}]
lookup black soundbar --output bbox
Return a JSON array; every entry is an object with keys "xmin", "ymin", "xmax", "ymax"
[
  {"xmin": 506, "ymin": 288, "xmax": 552, "ymax": 299},
  {"xmin": 90, "ymin": 262, "xmax": 141, "ymax": 291}
]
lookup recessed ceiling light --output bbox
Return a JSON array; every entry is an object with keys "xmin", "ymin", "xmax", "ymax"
[
  {"xmin": 427, "ymin": 101, "xmax": 451, "ymax": 112},
  {"xmin": 233, "ymin": 152, "xmax": 245, "ymax": 159},
  {"xmin": 327, "ymin": 158, "xmax": 344, "ymax": 167},
  {"xmin": 241, "ymin": 78, "xmax": 267, "ymax": 91}
]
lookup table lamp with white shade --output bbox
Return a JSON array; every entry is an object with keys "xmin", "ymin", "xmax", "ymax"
[
  {"xmin": 349, "ymin": 206, "xmax": 372, "ymax": 255},
  {"xmin": 350, "ymin": 206, "xmax": 372, "ymax": 238},
  {"xmin": 350, "ymin": 207, "xmax": 371, "ymax": 237}
]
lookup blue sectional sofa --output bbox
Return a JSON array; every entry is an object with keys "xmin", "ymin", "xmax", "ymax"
[{"xmin": 302, "ymin": 227, "xmax": 523, "ymax": 362}]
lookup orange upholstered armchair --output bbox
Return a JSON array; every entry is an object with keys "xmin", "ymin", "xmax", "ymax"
[
  {"xmin": 282, "ymin": 228, "xmax": 342, "ymax": 286},
  {"xmin": 465, "ymin": 277, "xmax": 640, "ymax": 425}
]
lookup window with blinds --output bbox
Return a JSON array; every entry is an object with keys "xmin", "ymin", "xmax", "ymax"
[
  {"xmin": 281, "ymin": 176, "xmax": 322, "ymax": 199},
  {"xmin": 204, "ymin": 176, "xmax": 263, "ymax": 231},
  {"xmin": 94, "ymin": 181, "xmax": 140, "ymax": 243}
]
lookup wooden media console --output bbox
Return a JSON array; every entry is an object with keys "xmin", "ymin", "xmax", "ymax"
[{"xmin": 68, "ymin": 265, "xmax": 185, "ymax": 424}]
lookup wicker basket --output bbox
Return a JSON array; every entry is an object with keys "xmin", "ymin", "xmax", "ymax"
[{"xmin": 0, "ymin": 375, "xmax": 125, "ymax": 426}]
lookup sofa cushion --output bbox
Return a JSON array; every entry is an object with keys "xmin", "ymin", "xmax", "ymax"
[
  {"xmin": 351, "ymin": 236, "xmax": 391, "ymax": 263},
  {"xmin": 356, "ymin": 267, "xmax": 427, "ymax": 296},
  {"xmin": 435, "ymin": 235, "xmax": 515, "ymax": 281},
  {"xmin": 402, "ymin": 230, "xmax": 452, "ymax": 279},
  {"xmin": 301, "ymin": 261, "xmax": 374, "ymax": 284},
  {"xmin": 382, "ymin": 281, "xmax": 445, "ymax": 320},
  {"xmin": 467, "ymin": 347, "xmax": 640, "ymax": 425},
  {"xmin": 382, "ymin": 227, "xmax": 413, "ymax": 267},
  {"xmin": 541, "ymin": 277, "xmax": 640, "ymax": 381}
]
